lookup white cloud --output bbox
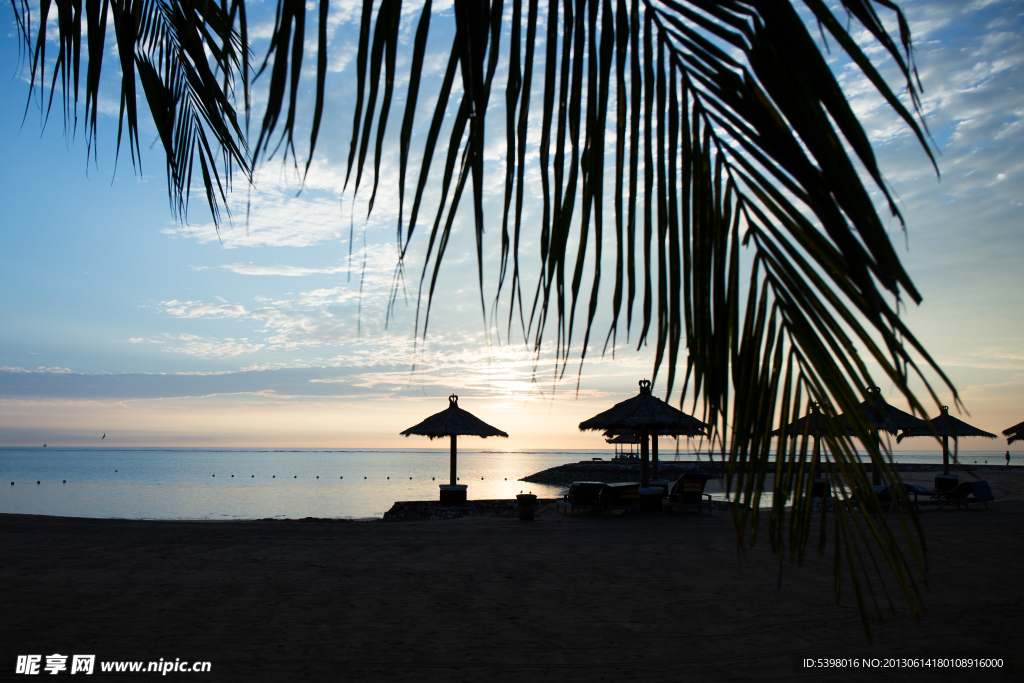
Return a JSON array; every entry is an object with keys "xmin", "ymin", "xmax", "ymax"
[
  {"xmin": 208, "ymin": 263, "xmax": 350, "ymax": 276},
  {"xmin": 160, "ymin": 190, "xmax": 348, "ymax": 249},
  {"xmin": 164, "ymin": 336, "xmax": 265, "ymax": 358},
  {"xmin": 172, "ymin": 371, "xmax": 238, "ymax": 376},
  {"xmin": 0, "ymin": 366, "xmax": 76, "ymax": 374},
  {"xmin": 127, "ymin": 334, "xmax": 265, "ymax": 358},
  {"xmin": 161, "ymin": 300, "xmax": 249, "ymax": 319}
]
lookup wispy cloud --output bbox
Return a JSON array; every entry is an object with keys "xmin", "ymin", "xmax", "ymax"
[
  {"xmin": 936, "ymin": 343, "xmax": 1024, "ymax": 372},
  {"xmin": 161, "ymin": 300, "xmax": 249, "ymax": 319},
  {"xmin": 0, "ymin": 366, "xmax": 75, "ymax": 374},
  {"xmin": 3, "ymin": 332, "xmax": 657, "ymax": 408},
  {"xmin": 129, "ymin": 334, "xmax": 265, "ymax": 358},
  {"xmin": 160, "ymin": 191, "xmax": 349, "ymax": 249},
  {"xmin": 203, "ymin": 263, "xmax": 350, "ymax": 276}
]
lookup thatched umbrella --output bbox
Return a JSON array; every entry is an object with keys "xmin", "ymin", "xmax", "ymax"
[
  {"xmin": 604, "ymin": 424, "xmax": 707, "ymax": 479},
  {"xmin": 772, "ymin": 403, "xmax": 831, "ymax": 480},
  {"xmin": 772, "ymin": 404, "xmax": 832, "ymax": 438},
  {"xmin": 580, "ymin": 380, "xmax": 708, "ymax": 487},
  {"xmin": 896, "ymin": 406, "xmax": 997, "ymax": 475},
  {"xmin": 1004, "ymin": 421, "xmax": 1024, "ymax": 446},
  {"xmin": 400, "ymin": 394, "xmax": 508, "ymax": 487},
  {"xmin": 836, "ymin": 387, "xmax": 927, "ymax": 435},
  {"xmin": 835, "ymin": 387, "xmax": 928, "ymax": 485},
  {"xmin": 604, "ymin": 432, "xmax": 639, "ymax": 458}
]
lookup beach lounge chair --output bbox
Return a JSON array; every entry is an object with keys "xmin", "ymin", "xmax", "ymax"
[
  {"xmin": 665, "ymin": 473, "xmax": 714, "ymax": 515},
  {"xmin": 876, "ymin": 482, "xmax": 939, "ymax": 511},
  {"xmin": 599, "ymin": 482, "xmax": 641, "ymax": 514},
  {"xmin": 558, "ymin": 481, "xmax": 607, "ymax": 515},
  {"xmin": 935, "ymin": 481, "xmax": 995, "ymax": 509}
]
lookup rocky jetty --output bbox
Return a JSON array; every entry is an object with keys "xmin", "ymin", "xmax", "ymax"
[{"xmin": 520, "ymin": 460, "xmax": 722, "ymax": 487}]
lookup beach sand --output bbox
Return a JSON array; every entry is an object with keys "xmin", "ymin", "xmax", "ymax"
[{"xmin": 2, "ymin": 470, "xmax": 1022, "ymax": 682}]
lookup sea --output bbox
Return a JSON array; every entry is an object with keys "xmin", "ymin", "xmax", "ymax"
[{"xmin": 0, "ymin": 447, "xmax": 1010, "ymax": 520}]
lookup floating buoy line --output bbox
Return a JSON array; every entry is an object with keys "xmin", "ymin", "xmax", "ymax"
[{"xmin": 16, "ymin": 473, "xmax": 523, "ymax": 485}]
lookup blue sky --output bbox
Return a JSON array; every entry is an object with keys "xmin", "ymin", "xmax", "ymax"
[{"xmin": 0, "ymin": 0, "xmax": 1021, "ymax": 449}]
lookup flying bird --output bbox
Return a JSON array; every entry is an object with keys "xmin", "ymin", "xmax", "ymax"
[{"xmin": 102, "ymin": 434, "xmax": 106, "ymax": 439}]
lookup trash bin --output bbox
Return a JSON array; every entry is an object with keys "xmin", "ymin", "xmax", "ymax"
[
  {"xmin": 811, "ymin": 478, "xmax": 831, "ymax": 499},
  {"xmin": 439, "ymin": 484, "xmax": 468, "ymax": 505},
  {"xmin": 517, "ymin": 493, "xmax": 538, "ymax": 521},
  {"xmin": 639, "ymin": 487, "xmax": 663, "ymax": 512}
]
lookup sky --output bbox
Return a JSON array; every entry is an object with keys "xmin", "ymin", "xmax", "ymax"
[{"xmin": 0, "ymin": 0, "xmax": 1021, "ymax": 450}]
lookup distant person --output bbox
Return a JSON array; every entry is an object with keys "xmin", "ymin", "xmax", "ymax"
[{"xmin": 1007, "ymin": 451, "xmax": 1011, "ymax": 467}]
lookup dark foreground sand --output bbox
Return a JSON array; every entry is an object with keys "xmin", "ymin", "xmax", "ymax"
[{"xmin": 2, "ymin": 499, "xmax": 1021, "ymax": 682}]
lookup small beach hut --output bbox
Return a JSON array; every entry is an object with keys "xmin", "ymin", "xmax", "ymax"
[
  {"xmin": 400, "ymin": 394, "xmax": 508, "ymax": 502},
  {"xmin": 604, "ymin": 432, "xmax": 640, "ymax": 459},
  {"xmin": 580, "ymin": 380, "xmax": 708, "ymax": 487},
  {"xmin": 1003, "ymin": 421, "xmax": 1024, "ymax": 445},
  {"xmin": 604, "ymin": 426, "xmax": 706, "ymax": 478},
  {"xmin": 896, "ymin": 406, "xmax": 997, "ymax": 475},
  {"xmin": 834, "ymin": 387, "xmax": 928, "ymax": 485}
]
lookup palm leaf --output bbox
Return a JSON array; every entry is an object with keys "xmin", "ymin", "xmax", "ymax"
[
  {"xmin": 341, "ymin": 0, "xmax": 951, "ymax": 637},
  {"xmin": 19, "ymin": 0, "xmax": 251, "ymax": 224}
]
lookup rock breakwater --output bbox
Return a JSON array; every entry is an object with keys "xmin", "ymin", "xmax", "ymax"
[{"xmin": 521, "ymin": 461, "xmax": 722, "ymax": 487}]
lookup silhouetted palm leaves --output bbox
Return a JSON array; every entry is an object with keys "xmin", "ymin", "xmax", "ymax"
[
  {"xmin": 12, "ymin": 0, "xmax": 957, "ymax": 635},
  {"xmin": 16, "ymin": 0, "xmax": 251, "ymax": 224}
]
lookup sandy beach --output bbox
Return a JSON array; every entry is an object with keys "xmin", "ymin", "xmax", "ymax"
[{"xmin": 3, "ymin": 470, "xmax": 1022, "ymax": 682}]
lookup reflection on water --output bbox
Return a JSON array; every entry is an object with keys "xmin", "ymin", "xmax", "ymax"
[
  {"xmin": 0, "ymin": 447, "xmax": 999, "ymax": 519},
  {"xmin": 0, "ymin": 448, "xmax": 574, "ymax": 519}
]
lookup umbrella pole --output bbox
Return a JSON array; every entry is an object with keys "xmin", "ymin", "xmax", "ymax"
[
  {"xmin": 450, "ymin": 434, "xmax": 457, "ymax": 486},
  {"xmin": 640, "ymin": 429, "xmax": 650, "ymax": 488},
  {"xmin": 872, "ymin": 431, "xmax": 882, "ymax": 487},
  {"xmin": 942, "ymin": 435, "xmax": 949, "ymax": 476},
  {"xmin": 813, "ymin": 435, "xmax": 821, "ymax": 481},
  {"xmin": 652, "ymin": 434, "xmax": 659, "ymax": 480}
]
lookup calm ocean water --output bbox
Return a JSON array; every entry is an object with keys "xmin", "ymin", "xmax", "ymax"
[{"xmin": 0, "ymin": 447, "xmax": 1008, "ymax": 520}]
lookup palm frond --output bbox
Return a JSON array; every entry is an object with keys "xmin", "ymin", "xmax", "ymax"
[
  {"xmin": 341, "ymin": 0, "xmax": 954, "ymax": 636},
  {"xmin": 20, "ymin": 0, "xmax": 251, "ymax": 224}
]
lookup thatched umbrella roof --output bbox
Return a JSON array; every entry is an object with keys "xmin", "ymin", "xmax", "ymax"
[
  {"xmin": 604, "ymin": 426, "xmax": 705, "ymax": 439},
  {"xmin": 836, "ymin": 387, "xmax": 928, "ymax": 435},
  {"xmin": 1003, "ymin": 421, "xmax": 1024, "ymax": 445},
  {"xmin": 579, "ymin": 381, "xmax": 708, "ymax": 434},
  {"xmin": 771, "ymin": 403, "xmax": 832, "ymax": 437},
  {"xmin": 605, "ymin": 433, "xmax": 641, "ymax": 444},
  {"xmin": 400, "ymin": 394, "xmax": 509, "ymax": 439},
  {"xmin": 896, "ymin": 406, "xmax": 997, "ymax": 442}
]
